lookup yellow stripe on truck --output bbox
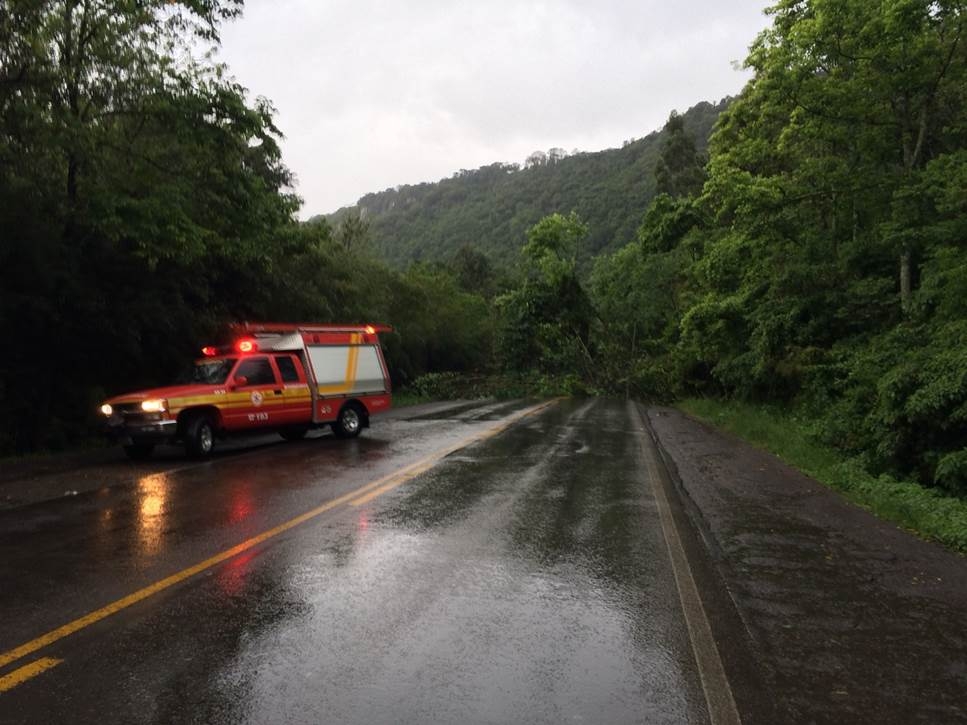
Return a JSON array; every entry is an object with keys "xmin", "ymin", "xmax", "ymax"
[
  {"xmin": 349, "ymin": 333, "xmax": 361, "ymax": 385},
  {"xmin": 317, "ymin": 335, "xmax": 361, "ymax": 396}
]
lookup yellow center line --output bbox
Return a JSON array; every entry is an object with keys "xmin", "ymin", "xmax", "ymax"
[
  {"xmin": 0, "ymin": 398, "xmax": 559, "ymax": 674},
  {"xmin": 0, "ymin": 658, "xmax": 63, "ymax": 693},
  {"xmin": 350, "ymin": 462, "xmax": 437, "ymax": 507}
]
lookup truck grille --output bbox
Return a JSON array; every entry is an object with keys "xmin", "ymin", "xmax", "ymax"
[{"xmin": 110, "ymin": 403, "xmax": 163, "ymax": 424}]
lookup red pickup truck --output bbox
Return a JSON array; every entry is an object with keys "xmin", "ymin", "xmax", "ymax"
[{"xmin": 99, "ymin": 323, "xmax": 392, "ymax": 459}]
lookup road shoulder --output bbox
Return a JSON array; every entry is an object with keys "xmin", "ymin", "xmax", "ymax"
[{"xmin": 646, "ymin": 405, "xmax": 967, "ymax": 725}]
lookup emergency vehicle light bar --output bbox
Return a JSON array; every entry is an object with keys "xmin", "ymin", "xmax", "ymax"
[{"xmin": 232, "ymin": 322, "xmax": 393, "ymax": 335}]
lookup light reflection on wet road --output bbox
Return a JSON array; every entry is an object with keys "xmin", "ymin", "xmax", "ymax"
[{"xmin": 0, "ymin": 399, "xmax": 709, "ymax": 724}]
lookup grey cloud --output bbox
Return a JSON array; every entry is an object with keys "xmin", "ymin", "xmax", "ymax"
[{"xmin": 218, "ymin": 0, "xmax": 771, "ymax": 216}]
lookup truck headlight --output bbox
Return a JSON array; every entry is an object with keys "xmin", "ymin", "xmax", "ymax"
[
  {"xmin": 141, "ymin": 399, "xmax": 167, "ymax": 413},
  {"xmin": 100, "ymin": 404, "xmax": 113, "ymax": 416}
]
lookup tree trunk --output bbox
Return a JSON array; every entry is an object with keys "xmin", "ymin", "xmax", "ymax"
[{"xmin": 900, "ymin": 250, "xmax": 912, "ymax": 314}]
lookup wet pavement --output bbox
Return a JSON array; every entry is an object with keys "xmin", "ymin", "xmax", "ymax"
[
  {"xmin": 649, "ymin": 407, "xmax": 967, "ymax": 724},
  {"xmin": 0, "ymin": 399, "xmax": 714, "ymax": 724}
]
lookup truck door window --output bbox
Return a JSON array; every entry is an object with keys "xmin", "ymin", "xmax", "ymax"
[
  {"xmin": 189, "ymin": 358, "xmax": 236, "ymax": 384},
  {"xmin": 234, "ymin": 357, "xmax": 276, "ymax": 386},
  {"xmin": 274, "ymin": 355, "xmax": 300, "ymax": 383}
]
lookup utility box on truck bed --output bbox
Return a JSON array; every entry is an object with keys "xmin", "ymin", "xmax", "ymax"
[{"xmin": 99, "ymin": 323, "xmax": 392, "ymax": 459}]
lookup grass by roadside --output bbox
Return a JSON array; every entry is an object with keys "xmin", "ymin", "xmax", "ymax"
[
  {"xmin": 678, "ymin": 398, "xmax": 967, "ymax": 554},
  {"xmin": 389, "ymin": 391, "xmax": 430, "ymax": 408}
]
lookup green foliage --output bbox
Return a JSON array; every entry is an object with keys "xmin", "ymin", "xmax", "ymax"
[
  {"xmin": 638, "ymin": 194, "xmax": 704, "ymax": 255},
  {"xmin": 522, "ymin": 212, "xmax": 586, "ymax": 275},
  {"xmin": 589, "ymin": 238, "xmax": 689, "ymax": 398},
  {"xmin": 448, "ymin": 245, "xmax": 500, "ymax": 298},
  {"xmin": 336, "ymin": 211, "xmax": 370, "ymax": 252},
  {"xmin": 654, "ymin": 112, "xmax": 706, "ymax": 198},
  {"xmin": 0, "ymin": 0, "xmax": 281, "ymax": 450},
  {"xmin": 496, "ymin": 213, "xmax": 595, "ymax": 380},
  {"xmin": 588, "ymin": 113, "xmax": 712, "ymax": 399},
  {"xmin": 390, "ymin": 263, "xmax": 494, "ymax": 380}
]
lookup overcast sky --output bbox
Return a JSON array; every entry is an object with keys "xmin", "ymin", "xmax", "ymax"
[{"xmin": 216, "ymin": 0, "xmax": 772, "ymax": 218}]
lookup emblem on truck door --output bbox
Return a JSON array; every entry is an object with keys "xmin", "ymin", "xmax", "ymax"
[{"xmin": 251, "ymin": 391, "xmax": 264, "ymax": 407}]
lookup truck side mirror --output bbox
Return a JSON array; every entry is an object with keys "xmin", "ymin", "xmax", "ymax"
[{"xmin": 232, "ymin": 375, "xmax": 248, "ymax": 388}]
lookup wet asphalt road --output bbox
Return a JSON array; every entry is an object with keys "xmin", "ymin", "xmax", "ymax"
[{"xmin": 0, "ymin": 399, "xmax": 715, "ymax": 724}]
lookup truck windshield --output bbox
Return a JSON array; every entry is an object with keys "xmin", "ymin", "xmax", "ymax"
[{"xmin": 190, "ymin": 359, "xmax": 236, "ymax": 384}]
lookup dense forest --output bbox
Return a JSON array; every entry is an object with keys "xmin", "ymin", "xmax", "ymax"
[
  {"xmin": 318, "ymin": 99, "xmax": 726, "ymax": 269},
  {"xmin": 3, "ymin": 0, "xmax": 967, "ymax": 504}
]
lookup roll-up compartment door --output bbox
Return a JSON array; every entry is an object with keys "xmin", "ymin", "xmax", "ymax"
[
  {"xmin": 352, "ymin": 345, "xmax": 386, "ymax": 394},
  {"xmin": 307, "ymin": 344, "xmax": 386, "ymax": 395}
]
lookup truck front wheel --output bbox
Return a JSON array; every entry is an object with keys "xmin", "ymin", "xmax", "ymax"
[
  {"xmin": 333, "ymin": 403, "xmax": 363, "ymax": 439},
  {"xmin": 184, "ymin": 414, "xmax": 216, "ymax": 458}
]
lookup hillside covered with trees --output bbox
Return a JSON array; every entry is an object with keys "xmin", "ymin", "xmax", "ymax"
[{"xmin": 318, "ymin": 99, "xmax": 726, "ymax": 269}]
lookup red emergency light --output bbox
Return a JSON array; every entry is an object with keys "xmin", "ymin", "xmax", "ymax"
[
  {"xmin": 236, "ymin": 338, "xmax": 257, "ymax": 354},
  {"xmin": 201, "ymin": 346, "xmax": 218, "ymax": 357}
]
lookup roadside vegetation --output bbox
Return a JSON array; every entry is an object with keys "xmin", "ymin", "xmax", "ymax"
[
  {"xmin": 3, "ymin": 0, "xmax": 967, "ymax": 545},
  {"xmin": 680, "ymin": 398, "xmax": 967, "ymax": 554}
]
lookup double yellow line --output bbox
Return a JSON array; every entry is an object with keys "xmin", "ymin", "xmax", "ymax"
[{"xmin": 0, "ymin": 398, "xmax": 558, "ymax": 693}]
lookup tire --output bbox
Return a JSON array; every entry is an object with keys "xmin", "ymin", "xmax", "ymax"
[
  {"xmin": 123, "ymin": 443, "xmax": 155, "ymax": 461},
  {"xmin": 184, "ymin": 414, "xmax": 216, "ymax": 458},
  {"xmin": 332, "ymin": 403, "xmax": 363, "ymax": 439},
  {"xmin": 280, "ymin": 426, "xmax": 309, "ymax": 441}
]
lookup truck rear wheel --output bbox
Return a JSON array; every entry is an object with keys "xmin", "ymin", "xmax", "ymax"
[
  {"xmin": 124, "ymin": 443, "xmax": 155, "ymax": 461},
  {"xmin": 333, "ymin": 403, "xmax": 363, "ymax": 439},
  {"xmin": 184, "ymin": 414, "xmax": 216, "ymax": 458}
]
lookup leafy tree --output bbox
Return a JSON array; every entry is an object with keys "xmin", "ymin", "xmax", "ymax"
[
  {"xmin": 740, "ymin": 0, "xmax": 966, "ymax": 309},
  {"xmin": 448, "ymin": 244, "xmax": 498, "ymax": 298},
  {"xmin": 497, "ymin": 213, "xmax": 595, "ymax": 380},
  {"xmin": 654, "ymin": 112, "xmax": 706, "ymax": 198},
  {"xmin": 336, "ymin": 210, "xmax": 370, "ymax": 252},
  {"xmin": 392, "ymin": 264, "xmax": 494, "ymax": 376},
  {"xmin": 0, "ymin": 0, "xmax": 295, "ymax": 450}
]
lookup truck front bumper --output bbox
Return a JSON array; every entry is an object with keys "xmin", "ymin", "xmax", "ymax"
[{"xmin": 104, "ymin": 417, "xmax": 179, "ymax": 444}]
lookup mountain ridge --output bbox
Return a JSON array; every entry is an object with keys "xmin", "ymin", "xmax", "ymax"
[{"xmin": 312, "ymin": 98, "xmax": 730, "ymax": 268}]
